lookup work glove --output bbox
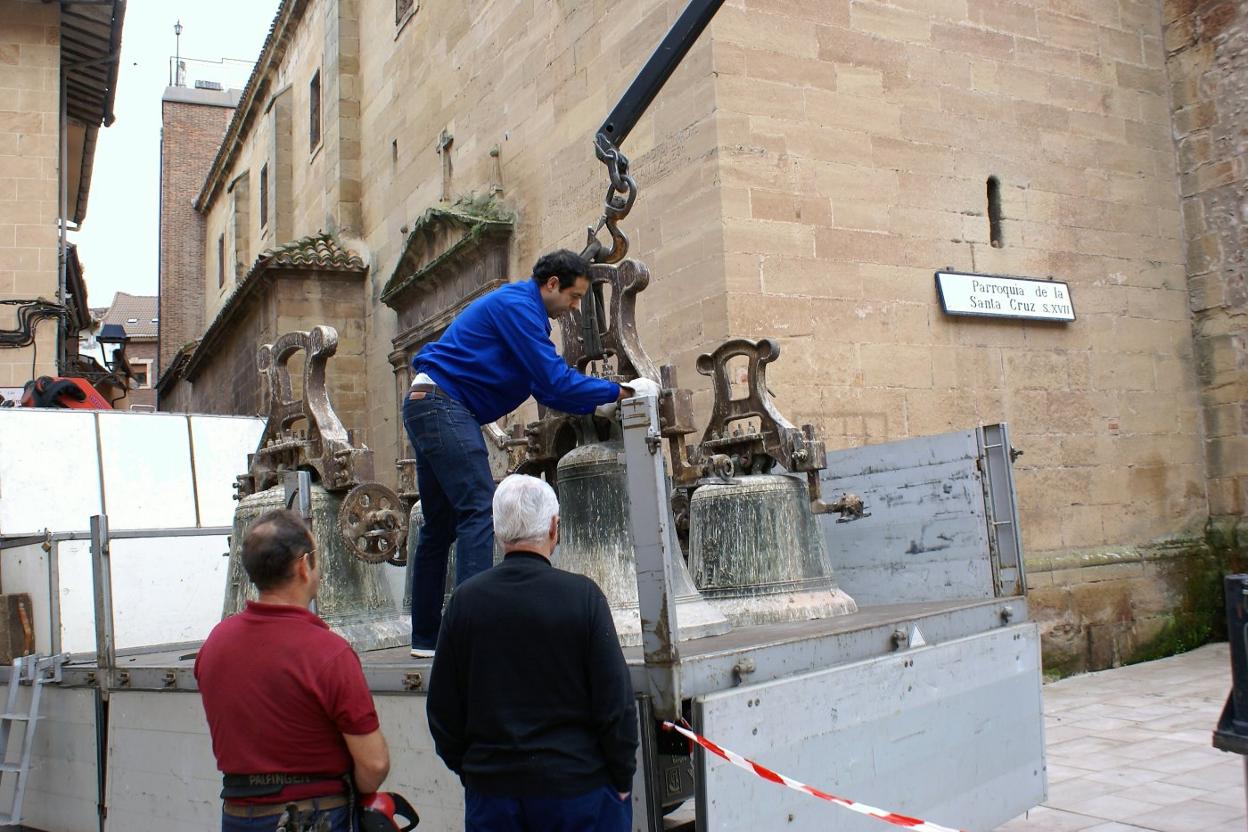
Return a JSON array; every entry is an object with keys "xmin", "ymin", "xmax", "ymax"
[
  {"xmin": 624, "ymin": 377, "xmax": 661, "ymax": 399},
  {"xmin": 595, "ymin": 400, "xmax": 619, "ymax": 420}
]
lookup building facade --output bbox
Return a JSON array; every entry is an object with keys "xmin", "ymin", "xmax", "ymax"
[
  {"xmin": 157, "ymin": 0, "xmax": 1246, "ymax": 671},
  {"xmin": 157, "ymin": 84, "xmax": 239, "ymax": 396},
  {"xmin": 0, "ymin": 0, "xmax": 125, "ymax": 401},
  {"xmin": 95, "ymin": 291, "xmax": 158, "ymax": 409}
]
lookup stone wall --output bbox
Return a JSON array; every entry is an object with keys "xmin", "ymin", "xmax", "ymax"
[
  {"xmin": 0, "ymin": 0, "xmax": 59, "ymax": 389},
  {"xmin": 197, "ymin": 2, "xmax": 330, "ymax": 325},
  {"xmin": 711, "ymin": 0, "xmax": 1203, "ymax": 562},
  {"xmin": 353, "ymin": 0, "xmax": 727, "ymax": 472},
  {"xmin": 1163, "ymin": 0, "xmax": 1248, "ymax": 522},
  {"xmin": 183, "ymin": 271, "xmax": 367, "ymax": 435},
  {"xmin": 167, "ymin": 0, "xmax": 1244, "ymax": 672}
]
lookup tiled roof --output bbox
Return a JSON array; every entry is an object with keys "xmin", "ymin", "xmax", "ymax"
[
  {"xmin": 257, "ymin": 233, "xmax": 367, "ymax": 273},
  {"xmin": 101, "ymin": 292, "xmax": 159, "ymax": 339}
]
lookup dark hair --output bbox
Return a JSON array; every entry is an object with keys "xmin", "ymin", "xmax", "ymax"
[
  {"xmin": 241, "ymin": 509, "xmax": 315, "ymax": 591},
  {"xmin": 531, "ymin": 249, "xmax": 590, "ymax": 290}
]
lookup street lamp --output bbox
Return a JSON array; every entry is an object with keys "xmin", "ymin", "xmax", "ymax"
[{"xmin": 173, "ymin": 20, "xmax": 184, "ymax": 86}]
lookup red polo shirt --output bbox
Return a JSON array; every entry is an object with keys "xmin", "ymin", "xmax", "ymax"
[{"xmin": 195, "ymin": 601, "xmax": 380, "ymax": 803}]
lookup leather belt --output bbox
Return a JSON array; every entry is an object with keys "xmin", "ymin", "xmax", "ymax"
[
  {"xmin": 408, "ymin": 382, "xmax": 450, "ymax": 400},
  {"xmin": 222, "ymin": 794, "xmax": 349, "ymax": 817}
]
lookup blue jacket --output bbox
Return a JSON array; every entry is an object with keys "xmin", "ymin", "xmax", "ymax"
[{"xmin": 412, "ymin": 280, "xmax": 621, "ymax": 424}]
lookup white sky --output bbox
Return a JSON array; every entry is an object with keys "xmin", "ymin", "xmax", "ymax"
[{"xmin": 68, "ymin": 0, "xmax": 282, "ymax": 311}]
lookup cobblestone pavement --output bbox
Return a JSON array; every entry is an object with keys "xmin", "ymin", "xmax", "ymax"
[{"xmin": 996, "ymin": 642, "xmax": 1245, "ymax": 832}]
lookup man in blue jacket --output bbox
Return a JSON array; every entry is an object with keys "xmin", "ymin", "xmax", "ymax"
[{"xmin": 403, "ymin": 249, "xmax": 656, "ymax": 657}]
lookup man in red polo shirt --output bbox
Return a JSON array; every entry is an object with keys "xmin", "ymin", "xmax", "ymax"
[{"xmin": 196, "ymin": 509, "xmax": 390, "ymax": 831}]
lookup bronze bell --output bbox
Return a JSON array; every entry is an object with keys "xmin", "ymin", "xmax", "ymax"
[
  {"xmin": 402, "ymin": 500, "xmax": 503, "ymax": 613},
  {"xmin": 688, "ymin": 474, "xmax": 857, "ymax": 626},
  {"xmin": 225, "ymin": 484, "xmax": 410, "ymax": 651},
  {"xmin": 556, "ymin": 441, "xmax": 730, "ymax": 646}
]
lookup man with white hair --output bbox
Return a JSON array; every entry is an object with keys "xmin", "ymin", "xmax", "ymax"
[{"xmin": 427, "ymin": 474, "xmax": 638, "ymax": 831}]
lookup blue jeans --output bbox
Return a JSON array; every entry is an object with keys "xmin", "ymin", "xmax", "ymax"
[
  {"xmin": 465, "ymin": 786, "xmax": 631, "ymax": 832},
  {"xmin": 402, "ymin": 391, "xmax": 496, "ymax": 649},
  {"xmin": 221, "ymin": 803, "xmax": 352, "ymax": 831}
]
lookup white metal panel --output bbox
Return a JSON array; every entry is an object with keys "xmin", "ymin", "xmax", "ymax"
[
  {"xmin": 105, "ymin": 691, "xmax": 219, "ymax": 832},
  {"xmin": 36, "ymin": 687, "xmax": 643, "ymax": 832},
  {"xmin": 24, "ymin": 686, "xmax": 98, "ymax": 832},
  {"xmin": 97, "ymin": 412, "xmax": 198, "ymax": 529},
  {"xmin": 189, "ymin": 415, "xmax": 265, "ymax": 527},
  {"xmin": 376, "ymin": 695, "xmax": 467, "ymax": 831},
  {"xmin": 0, "ymin": 409, "xmax": 103, "ymax": 536},
  {"xmin": 92, "ymin": 692, "xmax": 468, "ymax": 832},
  {"xmin": 55, "ymin": 536, "xmax": 229, "ymax": 654},
  {"xmin": 55, "ymin": 540, "xmax": 95, "ymax": 655},
  {"xmin": 109, "ymin": 536, "xmax": 231, "ymax": 649},
  {"xmin": 0, "ymin": 543, "xmax": 51, "ymax": 653},
  {"xmin": 696, "ymin": 625, "xmax": 1046, "ymax": 832}
]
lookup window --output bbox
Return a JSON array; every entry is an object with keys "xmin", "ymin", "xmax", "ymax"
[
  {"xmin": 131, "ymin": 360, "xmax": 152, "ymax": 389},
  {"xmin": 259, "ymin": 164, "xmax": 269, "ymax": 229},
  {"xmin": 987, "ymin": 176, "xmax": 1004, "ymax": 248},
  {"xmin": 309, "ymin": 70, "xmax": 321, "ymax": 151},
  {"xmin": 217, "ymin": 234, "xmax": 225, "ymax": 287}
]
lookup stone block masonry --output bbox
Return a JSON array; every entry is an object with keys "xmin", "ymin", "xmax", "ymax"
[
  {"xmin": 0, "ymin": 0, "xmax": 59, "ymax": 388},
  {"xmin": 1163, "ymin": 0, "xmax": 1248, "ymax": 520},
  {"xmin": 157, "ymin": 0, "xmax": 1243, "ymax": 674},
  {"xmin": 712, "ymin": 0, "xmax": 1200, "ymax": 564}
]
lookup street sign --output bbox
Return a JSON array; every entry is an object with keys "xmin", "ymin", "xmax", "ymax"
[{"xmin": 935, "ymin": 270, "xmax": 1075, "ymax": 322}]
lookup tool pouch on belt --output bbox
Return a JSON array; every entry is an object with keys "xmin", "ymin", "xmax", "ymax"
[{"xmin": 220, "ymin": 773, "xmax": 345, "ymax": 799}]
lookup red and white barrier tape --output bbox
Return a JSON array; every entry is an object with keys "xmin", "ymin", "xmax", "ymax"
[{"xmin": 661, "ymin": 721, "xmax": 965, "ymax": 832}]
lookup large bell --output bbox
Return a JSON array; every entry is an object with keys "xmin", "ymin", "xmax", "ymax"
[
  {"xmin": 399, "ymin": 500, "xmax": 503, "ymax": 613},
  {"xmin": 688, "ymin": 474, "xmax": 857, "ymax": 626},
  {"xmin": 225, "ymin": 484, "xmax": 410, "ymax": 651},
  {"xmin": 556, "ymin": 441, "xmax": 730, "ymax": 646}
]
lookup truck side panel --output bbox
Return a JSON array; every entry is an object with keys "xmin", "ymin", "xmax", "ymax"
[
  {"xmin": 695, "ymin": 624, "xmax": 1046, "ymax": 831},
  {"xmin": 819, "ymin": 429, "xmax": 996, "ymax": 605}
]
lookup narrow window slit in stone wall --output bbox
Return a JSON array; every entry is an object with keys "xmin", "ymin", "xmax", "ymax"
[
  {"xmin": 309, "ymin": 70, "xmax": 321, "ymax": 151},
  {"xmin": 396, "ymin": 0, "xmax": 415, "ymax": 26},
  {"xmin": 987, "ymin": 176, "xmax": 1004, "ymax": 248},
  {"xmin": 259, "ymin": 164, "xmax": 269, "ymax": 229}
]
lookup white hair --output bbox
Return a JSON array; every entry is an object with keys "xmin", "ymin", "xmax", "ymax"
[{"xmin": 492, "ymin": 474, "xmax": 560, "ymax": 546}]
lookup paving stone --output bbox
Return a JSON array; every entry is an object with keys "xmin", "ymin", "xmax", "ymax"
[
  {"xmin": 996, "ymin": 806, "xmax": 1105, "ymax": 832},
  {"xmin": 1124, "ymin": 799, "xmax": 1244, "ymax": 832},
  {"xmin": 1058, "ymin": 793, "xmax": 1165, "ymax": 818},
  {"xmin": 996, "ymin": 645, "xmax": 1242, "ymax": 832},
  {"xmin": 1113, "ymin": 781, "xmax": 1208, "ymax": 806},
  {"xmin": 1083, "ymin": 768, "xmax": 1166, "ymax": 789}
]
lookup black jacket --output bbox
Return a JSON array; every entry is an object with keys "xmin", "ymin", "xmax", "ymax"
[{"xmin": 427, "ymin": 551, "xmax": 639, "ymax": 797}]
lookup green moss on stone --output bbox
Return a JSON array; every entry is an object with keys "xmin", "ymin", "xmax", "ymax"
[{"xmin": 1128, "ymin": 517, "xmax": 1247, "ymax": 664}]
